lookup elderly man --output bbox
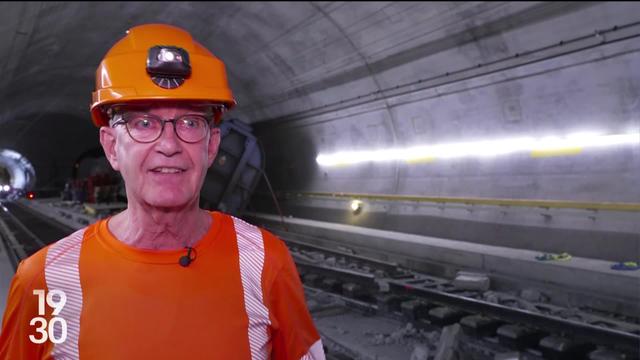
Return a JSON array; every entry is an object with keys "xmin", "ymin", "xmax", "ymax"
[{"xmin": 0, "ymin": 24, "xmax": 325, "ymax": 360}]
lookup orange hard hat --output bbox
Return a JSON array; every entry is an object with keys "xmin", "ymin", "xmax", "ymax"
[{"xmin": 90, "ymin": 23, "xmax": 236, "ymax": 127}]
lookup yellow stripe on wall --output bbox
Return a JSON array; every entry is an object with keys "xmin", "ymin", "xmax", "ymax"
[
  {"xmin": 405, "ymin": 156, "xmax": 436, "ymax": 164},
  {"xmin": 530, "ymin": 147, "xmax": 583, "ymax": 157}
]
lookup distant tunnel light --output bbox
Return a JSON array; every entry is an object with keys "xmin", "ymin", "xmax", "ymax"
[
  {"xmin": 350, "ymin": 200, "xmax": 361, "ymax": 211},
  {"xmin": 350, "ymin": 200, "xmax": 363, "ymax": 215},
  {"xmin": 316, "ymin": 132, "xmax": 639, "ymax": 166}
]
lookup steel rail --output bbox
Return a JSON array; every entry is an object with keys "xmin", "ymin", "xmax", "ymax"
[
  {"xmin": 286, "ymin": 233, "xmax": 640, "ymax": 353},
  {"xmin": 286, "ymin": 236, "xmax": 402, "ymax": 275},
  {"xmin": 390, "ymin": 281, "xmax": 640, "ymax": 353}
]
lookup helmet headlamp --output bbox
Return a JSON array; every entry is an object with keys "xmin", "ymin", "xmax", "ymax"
[{"xmin": 146, "ymin": 46, "xmax": 191, "ymax": 89}]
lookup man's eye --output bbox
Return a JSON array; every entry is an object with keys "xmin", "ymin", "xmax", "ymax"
[
  {"xmin": 133, "ymin": 118, "xmax": 153, "ymax": 129},
  {"xmin": 180, "ymin": 117, "xmax": 203, "ymax": 128}
]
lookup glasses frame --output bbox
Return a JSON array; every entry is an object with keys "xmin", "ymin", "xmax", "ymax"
[{"xmin": 111, "ymin": 112, "xmax": 212, "ymax": 144}]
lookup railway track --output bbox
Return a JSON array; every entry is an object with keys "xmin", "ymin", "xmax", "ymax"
[
  {"xmin": 0, "ymin": 201, "xmax": 72, "ymax": 270},
  {"xmin": 1, "ymin": 202, "xmax": 637, "ymax": 358},
  {"xmin": 275, "ymin": 228, "xmax": 640, "ymax": 359}
]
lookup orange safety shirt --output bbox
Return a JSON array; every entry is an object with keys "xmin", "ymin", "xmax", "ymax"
[{"xmin": 0, "ymin": 212, "xmax": 324, "ymax": 360}]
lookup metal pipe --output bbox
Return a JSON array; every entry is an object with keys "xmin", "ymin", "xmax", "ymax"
[{"xmin": 284, "ymin": 191, "xmax": 640, "ymax": 212}]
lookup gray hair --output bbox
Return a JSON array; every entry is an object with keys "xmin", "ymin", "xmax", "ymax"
[{"xmin": 107, "ymin": 113, "xmax": 122, "ymax": 127}]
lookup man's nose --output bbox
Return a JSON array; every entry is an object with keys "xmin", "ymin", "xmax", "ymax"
[{"xmin": 155, "ymin": 121, "xmax": 182, "ymax": 155}]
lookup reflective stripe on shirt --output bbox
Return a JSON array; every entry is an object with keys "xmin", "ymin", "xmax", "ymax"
[
  {"xmin": 233, "ymin": 216, "xmax": 271, "ymax": 360},
  {"xmin": 300, "ymin": 339, "xmax": 326, "ymax": 360},
  {"xmin": 44, "ymin": 228, "xmax": 85, "ymax": 360}
]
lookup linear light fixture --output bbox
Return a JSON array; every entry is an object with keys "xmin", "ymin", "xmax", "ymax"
[{"xmin": 316, "ymin": 132, "xmax": 639, "ymax": 167}]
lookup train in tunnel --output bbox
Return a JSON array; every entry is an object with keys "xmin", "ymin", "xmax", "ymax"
[{"xmin": 0, "ymin": 2, "xmax": 638, "ymax": 360}]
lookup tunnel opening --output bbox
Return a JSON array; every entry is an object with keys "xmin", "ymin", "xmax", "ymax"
[{"xmin": 0, "ymin": 148, "xmax": 36, "ymax": 200}]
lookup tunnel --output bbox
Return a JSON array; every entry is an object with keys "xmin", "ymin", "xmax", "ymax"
[
  {"xmin": 0, "ymin": 148, "xmax": 36, "ymax": 199},
  {"xmin": 0, "ymin": 3, "xmax": 638, "ymax": 360}
]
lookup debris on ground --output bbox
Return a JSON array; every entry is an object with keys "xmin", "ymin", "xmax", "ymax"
[
  {"xmin": 453, "ymin": 271, "xmax": 490, "ymax": 291},
  {"xmin": 433, "ymin": 323, "xmax": 461, "ymax": 360},
  {"xmin": 409, "ymin": 344, "xmax": 429, "ymax": 360},
  {"xmin": 364, "ymin": 323, "xmax": 440, "ymax": 347}
]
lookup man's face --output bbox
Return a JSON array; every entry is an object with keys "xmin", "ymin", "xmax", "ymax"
[{"xmin": 99, "ymin": 103, "xmax": 221, "ymax": 209}]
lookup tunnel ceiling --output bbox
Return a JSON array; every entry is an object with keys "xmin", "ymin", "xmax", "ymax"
[
  {"xmin": 0, "ymin": 2, "xmax": 623, "ymax": 129},
  {"xmin": 0, "ymin": 2, "xmax": 637, "ymax": 190}
]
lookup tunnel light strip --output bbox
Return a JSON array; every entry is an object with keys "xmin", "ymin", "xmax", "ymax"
[{"xmin": 316, "ymin": 132, "xmax": 639, "ymax": 166}]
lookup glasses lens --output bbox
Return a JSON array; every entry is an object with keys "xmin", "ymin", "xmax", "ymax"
[
  {"xmin": 175, "ymin": 115, "xmax": 208, "ymax": 142},
  {"xmin": 124, "ymin": 114, "xmax": 162, "ymax": 142}
]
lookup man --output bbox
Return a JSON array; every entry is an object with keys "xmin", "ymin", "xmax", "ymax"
[{"xmin": 0, "ymin": 23, "xmax": 325, "ymax": 360}]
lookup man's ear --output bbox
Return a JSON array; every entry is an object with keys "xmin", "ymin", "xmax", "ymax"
[
  {"xmin": 99, "ymin": 127, "xmax": 120, "ymax": 171},
  {"xmin": 207, "ymin": 127, "xmax": 221, "ymax": 168}
]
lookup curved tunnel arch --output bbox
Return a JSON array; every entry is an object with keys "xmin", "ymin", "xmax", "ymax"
[{"xmin": 0, "ymin": 148, "xmax": 36, "ymax": 196}]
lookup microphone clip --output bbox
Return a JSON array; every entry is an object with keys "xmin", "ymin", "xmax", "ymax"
[{"xmin": 179, "ymin": 246, "xmax": 196, "ymax": 267}]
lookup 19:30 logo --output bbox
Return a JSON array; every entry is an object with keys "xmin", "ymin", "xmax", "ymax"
[{"xmin": 29, "ymin": 290, "xmax": 67, "ymax": 344}]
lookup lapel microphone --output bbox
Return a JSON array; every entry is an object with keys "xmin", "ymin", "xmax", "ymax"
[{"xmin": 179, "ymin": 246, "xmax": 196, "ymax": 267}]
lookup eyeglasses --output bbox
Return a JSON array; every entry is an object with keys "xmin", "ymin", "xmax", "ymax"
[{"xmin": 111, "ymin": 112, "xmax": 211, "ymax": 143}]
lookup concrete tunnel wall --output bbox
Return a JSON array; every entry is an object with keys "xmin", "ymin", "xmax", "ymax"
[
  {"xmin": 256, "ymin": 48, "xmax": 640, "ymax": 202},
  {"xmin": 245, "ymin": 2, "xmax": 640, "ymax": 258},
  {"xmin": 251, "ymin": 3, "xmax": 640, "ymax": 204}
]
